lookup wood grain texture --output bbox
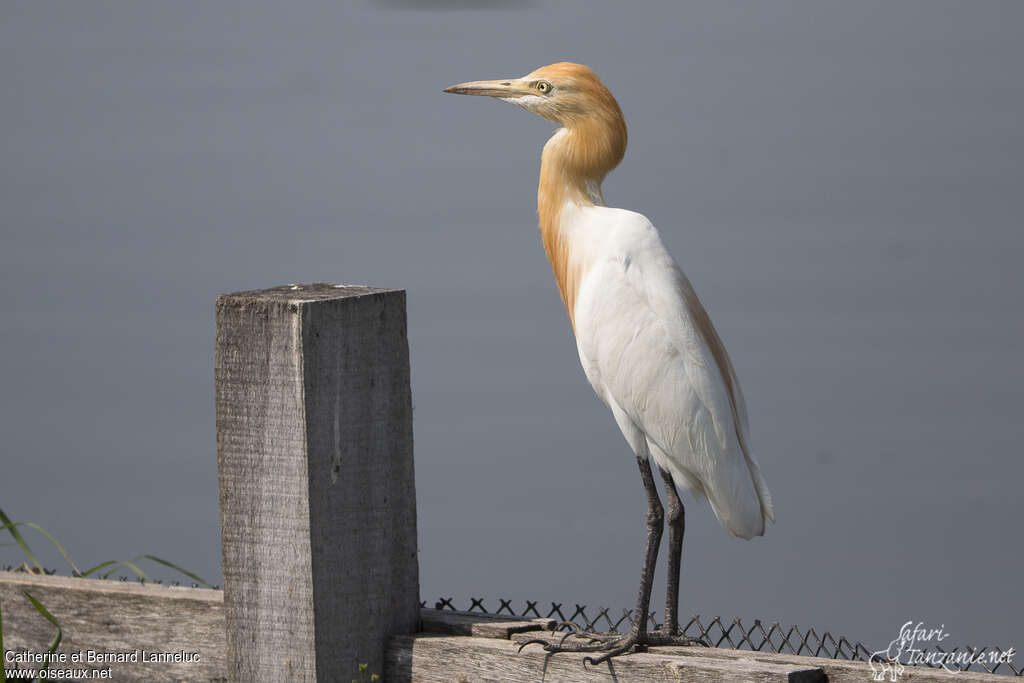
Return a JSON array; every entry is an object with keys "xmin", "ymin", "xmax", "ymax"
[
  {"xmin": 4, "ymin": 578, "xmax": 1011, "ymax": 683},
  {"xmin": 635, "ymin": 643, "xmax": 1016, "ymax": 683},
  {"xmin": 0, "ymin": 572, "xmax": 224, "ymax": 682},
  {"xmin": 509, "ymin": 632, "xmax": 1015, "ymax": 683},
  {"xmin": 386, "ymin": 634, "xmax": 826, "ymax": 682},
  {"xmin": 215, "ymin": 283, "xmax": 419, "ymax": 682},
  {"xmin": 420, "ymin": 608, "xmax": 556, "ymax": 639}
]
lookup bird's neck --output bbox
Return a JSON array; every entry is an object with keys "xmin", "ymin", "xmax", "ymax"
[{"xmin": 538, "ymin": 116, "xmax": 627, "ymax": 328}]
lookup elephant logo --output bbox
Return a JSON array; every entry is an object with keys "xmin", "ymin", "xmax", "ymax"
[{"xmin": 869, "ymin": 636, "xmax": 906, "ymax": 681}]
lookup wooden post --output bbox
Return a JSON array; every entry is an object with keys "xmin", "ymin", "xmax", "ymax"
[{"xmin": 215, "ymin": 283, "xmax": 419, "ymax": 682}]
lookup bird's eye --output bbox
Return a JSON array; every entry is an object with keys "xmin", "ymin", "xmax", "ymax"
[{"xmin": 536, "ymin": 81, "xmax": 552, "ymax": 93}]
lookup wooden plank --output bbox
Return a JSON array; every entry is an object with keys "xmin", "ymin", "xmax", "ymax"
[
  {"xmin": 0, "ymin": 572, "xmax": 225, "ymax": 682},
  {"xmin": 420, "ymin": 608, "xmax": 556, "ymax": 638},
  {"xmin": 660, "ymin": 644, "xmax": 1016, "ymax": 683},
  {"xmin": 5, "ymin": 576, "xmax": 1012, "ymax": 683},
  {"xmin": 647, "ymin": 644, "xmax": 1008, "ymax": 683},
  {"xmin": 215, "ymin": 283, "xmax": 419, "ymax": 682},
  {"xmin": 386, "ymin": 634, "xmax": 826, "ymax": 682},
  {"xmin": 509, "ymin": 632, "xmax": 1020, "ymax": 683}
]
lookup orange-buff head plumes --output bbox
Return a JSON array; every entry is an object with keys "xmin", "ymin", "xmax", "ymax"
[{"xmin": 445, "ymin": 62, "xmax": 628, "ymax": 324}]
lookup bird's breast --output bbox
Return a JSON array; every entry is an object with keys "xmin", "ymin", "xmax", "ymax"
[{"xmin": 538, "ymin": 200, "xmax": 605, "ymax": 330}]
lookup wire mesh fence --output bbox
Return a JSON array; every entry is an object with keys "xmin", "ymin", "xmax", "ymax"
[{"xmin": 423, "ymin": 597, "xmax": 1022, "ymax": 677}]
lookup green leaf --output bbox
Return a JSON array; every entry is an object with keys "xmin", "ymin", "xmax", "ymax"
[
  {"xmin": 0, "ymin": 508, "xmax": 43, "ymax": 571},
  {"xmin": 78, "ymin": 560, "xmax": 119, "ymax": 578},
  {"xmin": 100, "ymin": 560, "xmax": 151, "ymax": 582},
  {"xmin": 79, "ymin": 555, "xmax": 211, "ymax": 587},
  {"xmin": 0, "ymin": 516, "xmax": 81, "ymax": 575},
  {"xmin": 135, "ymin": 555, "xmax": 213, "ymax": 588},
  {"xmin": 22, "ymin": 590, "xmax": 63, "ymax": 679},
  {"xmin": 21, "ymin": 523, "xmax": 80, "ymax": 576}
]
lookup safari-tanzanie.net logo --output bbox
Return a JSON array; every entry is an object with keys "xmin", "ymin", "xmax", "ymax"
[{"xmin": 869, "ymin": 621, "xmax": 1016, "ymax": 681}]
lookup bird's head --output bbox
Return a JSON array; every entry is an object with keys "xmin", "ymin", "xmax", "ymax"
[{"xmin": 444, "ymin": 62, "xmax": 622, "ymax": 128}]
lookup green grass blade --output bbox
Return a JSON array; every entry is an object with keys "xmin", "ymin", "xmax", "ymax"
[
  {"xmin": 0, "ymin": 509, "xmax": 43, "ymax": 571},
  {"xmin": 22, "ymin": 591, "xmax": 62, "ymax": 675},
  {"xmin": 0, "ymin": 514, "xmax": 80, "ymax": 575},
  {"xmin": 78, "ymin": 560, "xmax": 118, "ymax": 578},
  {"xmin": 100, "ymin": 560, "xmax": 151, "ymax": 583},
  {"xmin": 117, "ymin": 561, "xmax": 150, "ymax": 582},
  {"xmin": 137, "ymin": 555, "xmax": 213, "ymax": 588},
  {"xmin": 0, "ymin": 522, "xmax": 40, "ymax": 567},
  {"xmin": 21, "ymin": 523, "xmax": 80, "ymax": 576}
]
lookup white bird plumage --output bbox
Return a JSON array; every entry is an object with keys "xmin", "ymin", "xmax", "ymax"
[
  {"xmin": 568, "ymin": 202, "xmax": 774, "ymax": 539},
  {"xmin": 446, "ymin": 61, "xmax": 773, "ymax": 663}
]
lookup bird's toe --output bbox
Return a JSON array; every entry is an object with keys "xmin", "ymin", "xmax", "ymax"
[{"xmin": 646, "ymin": 629, "xmax": 709, "ymax": 647}]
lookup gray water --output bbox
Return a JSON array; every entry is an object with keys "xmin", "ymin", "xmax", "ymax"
[{"xmin": 2, "ymin": 0, "xmax": 1021, "ymax": 654}]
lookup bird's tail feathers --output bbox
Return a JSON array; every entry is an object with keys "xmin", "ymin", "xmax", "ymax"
[
  {"xmin": 649, "ymin": 441, "xmax": 772, "ymax": 540},
  {"xmin": 748, "ymin": 455, "xmax": 775, "ymax": 526},
  {"xmin": 708, "ymin": 449, "xmax": 774, "ymax": 540}
]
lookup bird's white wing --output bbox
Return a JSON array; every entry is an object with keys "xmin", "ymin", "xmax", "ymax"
[{"xmin": 572, "ymin": 207, "xmax": 773, "ymax": 539}]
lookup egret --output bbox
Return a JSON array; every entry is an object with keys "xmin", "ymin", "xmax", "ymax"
[{"xmin": 444, "ymin": 62, "xmax": 774, "ymax": 664}]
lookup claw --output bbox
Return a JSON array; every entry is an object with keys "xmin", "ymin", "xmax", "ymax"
[
  {"xmin": 519, "ymin": 628, "xmax": 705, "ymax": 666},
  {"xmin": 555, "ymin": 622, "xmax": 607, "ymax": 647},
  {"xmin": 517, "ymin": 638, "xmax": 549, "ymax": 654},
  {"xmin": 583, "ymin": 636, "xmax": 641, "ymax": 666},
  {"xmin": 557, "ymin": 630, "xmax": 578, "ymax": 648}
]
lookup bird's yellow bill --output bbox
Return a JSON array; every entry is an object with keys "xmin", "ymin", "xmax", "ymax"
[{"xmin": 443, "ymin": 79, "xmax": 532, "ymax": 98}]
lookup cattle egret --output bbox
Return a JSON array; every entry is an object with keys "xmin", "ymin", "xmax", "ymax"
[{"xmin": 444, "ymin": 62, "xmax": 774, "ymax": 664}]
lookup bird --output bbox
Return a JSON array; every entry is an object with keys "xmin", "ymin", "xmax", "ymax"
[{"xmin": 444, "ymin": 62, "xmax": 774, "ymax": 665}]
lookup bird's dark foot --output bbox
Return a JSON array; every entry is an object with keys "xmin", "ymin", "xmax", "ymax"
[
  {"xmin": 518, "ymin": 630, "xmax": 644, "ymax": 665},
  {"xmin": 518, "ymin": 627, "xmax": 707, "ymax": 666},
  {"xmin": 646, "ymin": 627, "xmax": 710, "ymax": 648},
  {"xmin": 549, "ymin": 621, "xmax": 620, "ymax": 647},
  {"xmin": 517, "ymin": 622, "xmax": 619, "ymax": 653}
]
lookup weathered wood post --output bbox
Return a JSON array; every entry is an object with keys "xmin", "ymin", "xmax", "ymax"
[{"xmin": 215, "ymin": 283, "xmax": 419, "ymax": 681}]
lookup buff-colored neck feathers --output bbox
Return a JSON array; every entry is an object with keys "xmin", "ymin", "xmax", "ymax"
[{"xmin": 534, "ymin": 64, "xmax": 627, "ymax": 328}]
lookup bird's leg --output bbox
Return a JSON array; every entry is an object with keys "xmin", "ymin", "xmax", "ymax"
[
  {"xmin": 519, "ymin": 457, "xmax": 703, "ymax": 665},
  {"xmin": 520, "ymin": 456, "xmax": 666, "ymax": 662},
  {"xmin": 630, "ymin": 454, "xmax": 663, "ymax": 641},
  {"xmin": 649, "ymin": 469, "xmax": 705, "ymax": 646},
  {"xmin": 573, "ymin": 455, "xmax": 666, "ymax": 665},
  {"xmin": 659, "ymin": 466, "xmax": 684, "ymax": 635}
]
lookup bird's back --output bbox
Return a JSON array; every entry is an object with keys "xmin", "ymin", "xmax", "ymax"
[{"xmin": 568, "ymin": 205, "xmax": 774, "ymax": 539}]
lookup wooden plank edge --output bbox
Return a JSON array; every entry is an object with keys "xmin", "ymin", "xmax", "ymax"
[
  {"xmin": 420, "ymin": 608, "xmax": 556, "ymax": 639},
  {"xmin": 0, "ymin": 571, "xmax": 226, "ymax": 682},
  {"xmin": 0, "ymin": 571, "xmax": 222, "ymax": 602},
  {"xmin": 510, "ymin": 632, "xmax": 1020, "ymax": 683},
  {"xmin": 387, "ymin": 634, "xmax": 825, "ymax": 682}
]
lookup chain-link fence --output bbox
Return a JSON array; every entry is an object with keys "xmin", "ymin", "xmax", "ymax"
[{"xmin": 424, "ymin": 597, "xmax": 1021, "ymax": 677}]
